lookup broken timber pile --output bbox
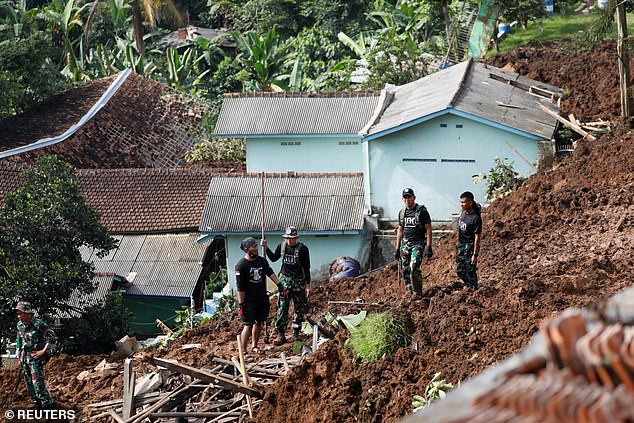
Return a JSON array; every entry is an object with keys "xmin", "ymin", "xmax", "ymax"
[{"xmin": 87, "ymin": 351, "xmax": 302, "ymax": 422}]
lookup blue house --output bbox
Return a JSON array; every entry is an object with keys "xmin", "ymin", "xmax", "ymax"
[
  {"xmin": 362, "ymin": 60, "xmax": 562, "ymax": 221},
  {"xmin": 197, "ymin": 173, "xmax": 367, "ymax": 291},
  {"xmin": 213, "ymin": 61, "xmax": 562, "ymax": 223},
  {"xmin": 214, "ymin": 91, "xmax": 383, "ymax": 173}
]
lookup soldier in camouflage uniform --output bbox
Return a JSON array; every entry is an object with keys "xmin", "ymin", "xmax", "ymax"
[
  {"xmin": 262, "ymin": 226, "xmax": 311, "ymax": 345},
  {"xmin": 395, "ymin": 188, "xmax": 433, "ymax": 297},
  {"xmin": 456, "ymin": 191, "xmax": 482, "ymax": 289},
  {"xmin": 15, "ymin": 301, "xmax": 57, "ymax": 408}
]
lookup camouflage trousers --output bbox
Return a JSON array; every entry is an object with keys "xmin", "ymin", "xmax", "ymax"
[
  {"xmin": 457, "ymin": 243, "xmax": 478, "ymax": 289},
  {"xmin": 400, "ymin": 242, "xmax": 425, "ymax": 295},
  {"xmin": 21, "ymin": 355, "xmax": 53, "ymax": 407},
  {"xmin": 275, "ymin": 275, "xmax": 307, "ymax": 334}
]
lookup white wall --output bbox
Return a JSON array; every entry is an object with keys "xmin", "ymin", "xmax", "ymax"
[
  {"xmin": 246, "ymin": 136, "xmax": 364, "ymax": 173},
  {"xmin": 368, "ymin": 113, "xmax": 541, "ymax": 221}
]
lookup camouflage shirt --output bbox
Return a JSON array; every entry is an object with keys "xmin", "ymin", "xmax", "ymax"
[{"xmin": 16, "ymin": 317, "xmax": 57, "ymax": 359}]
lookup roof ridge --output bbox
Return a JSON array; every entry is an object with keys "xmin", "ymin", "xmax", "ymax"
[
  {"xmin": 448, "ymin": 59, "xmax": 473, "ymax": 108},
  {"xmin": 210, "ymin": 172, "xmax": 363, "ymax": 178},
  {"xmin": 223, "ymin": 90, "xmax": 382, "ymax": 98}
]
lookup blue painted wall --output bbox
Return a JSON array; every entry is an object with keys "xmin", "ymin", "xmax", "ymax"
[
  {"xmin": 246, "ymin": 136, "xmax": 364, "ymax": 173},
  {"xmin": 368, "ymin": 113, "xmax": 540, "ymax": 221},
  {"xmin": 223, "ymin": 232, "xmax": 366, "ymax": 292}
]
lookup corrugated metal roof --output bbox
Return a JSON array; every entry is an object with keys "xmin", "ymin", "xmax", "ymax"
[
  {"xmin": 366, "ymin": 61, "xmax": 561, "ymax": 139},
  {"xmin": 214, "ymin": 92, "xmax": 382, "ymax": 136},
  {"xmin": 78, "ymin": 233, "xmax": 205, "ymax": 300},
  {"xmin": 200, "ymin": 173, "xmax": 365, "ymax": 233},
  {"xmin": 366, "ymin": 61, "xmax": 469, "ymax": 136}
]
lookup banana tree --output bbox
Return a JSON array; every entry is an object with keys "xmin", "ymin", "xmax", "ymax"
[
  {"xmin": 39, "ymin": 0, "xmax": 91, "ymax": 81},
  {"xmin": 164, "ymin": 47, "xmax": 210, "ymax": 92},
  {"xmin": 232, "ymin": 26, "xmax": 290, "ymax": 91},
  {"xmin": 0, "ymin": 0, "xmax": 38, "ymax": 40}
]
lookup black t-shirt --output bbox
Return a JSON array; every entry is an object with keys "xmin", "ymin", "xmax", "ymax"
[
  {"xmin": 235, "ymin": 256, "xmax": 274, "ymax": 303},
  {"xmin": 266, "ymin": 242, "xmax": 311, "ymax": 282},
  {"xmin": 458, "ymin": 210, "xmax": 482, "ymax": 244},
  {"xmin": 399, "ymin": 204, "xmax": 432, "ymax": 244}
]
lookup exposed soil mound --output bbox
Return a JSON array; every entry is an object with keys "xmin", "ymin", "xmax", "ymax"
[{"xmin": 487, "ymin": 40, "xmax": 631, "ymax": 121}]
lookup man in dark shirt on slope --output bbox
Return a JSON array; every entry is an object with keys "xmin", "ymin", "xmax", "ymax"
[
  {"xmin": 262, "ymin": 226, "xmax": 311, "ymax": 345},
  {"xmin": 395, "ymin": 188, "xmax": 433, "ymax": 297},
  {"xmin": 456, "ymin": 191, "xmax": 482, "ymax": 289},
  {"xmin": 235, "ymin": 237, "xmax": 281, "ymax": 353}
]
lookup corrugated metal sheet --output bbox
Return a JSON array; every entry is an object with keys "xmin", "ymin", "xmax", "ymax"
[
  {"xmin": 126, "ymin": 262, "xmax": 201, "ymax": 297},
  {"xmin": 367, "ymin": 62, "xmax": 469, "ymax": 136},
  {"xmin": 200, "ymin": 174, "xmax": 365, "ymax": 233},
  {"xmin": 367, "ymin": 61, "xmax": 561, "ymax": 139},
  {"xmin": 453, "ymin": 63, "xmax": 561, "ymax": 138},
  {"xmin": 214, "ymin": 94, "xmax": 382, "ymax": 136}
]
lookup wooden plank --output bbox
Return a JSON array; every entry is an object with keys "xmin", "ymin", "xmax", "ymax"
[
  {"xmin": 107, "ymin": 409, "xmax": 124, "ymax": 423},
  {"xmin": 504, "ymin": 141, "xmax": 538, "ymax": 172},
  {"xmin": 236, "ymin": 336, "xmax": 254, "ymax": 418},
  {"xmin": 122, "ymin": 358, "xmax": 135, "ymax": 420},
  {"xmin": 88, "ymin": 392, "xmax": 161, "ymax": 409},
  {"xmin": 539, "ymin": 104, "xmax": 596, "ymax": 141},
  {"xmin": 214, "ymin": 357, "xmax": 282, "ymax": 376},
  {"xmin": 125, "ymin": 384, "xmax": 191, "ymax": 423},
  {"xmin": 153, "ymin": 358, "xmax": 263, "ymax": 398},
  {"xmin": 160, "ymin": 384, "xmax": 206, "ymax": 412},
  {"xmin": 280, "ymin": 352, "xmax": 291, "ymax": 374},
  {"xmin": 149, "ymin": 411, "xmax": 242, "ymax": 418}
]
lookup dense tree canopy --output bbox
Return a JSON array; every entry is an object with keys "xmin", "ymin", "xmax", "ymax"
[{"xmin": 0, "ymin": 156, "xmax": 118, "ymax": 352}]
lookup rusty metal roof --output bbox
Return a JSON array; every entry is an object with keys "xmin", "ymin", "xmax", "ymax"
[
  {"xmin": 214, "ymin": 91, "xmax": 382, "ymax": 136},
  {"xmin": 199, "ymin": 173, "xmax": 365, "ymax": 233}
]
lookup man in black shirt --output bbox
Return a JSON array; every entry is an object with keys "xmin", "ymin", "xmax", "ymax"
[
  {"xmin": 235, "ymin": 237, "xmax": 281, "ymax": 352},
  {"xmin": 262, "ymin": 226, "xmax": 311, "ymax": 345},
  {"xmin": 456, "ymin": 191, "xmax": 482, "ymax": 289},
  {"xmin": 395, "ymin": 188, "xmax": 433, "ymax": 297}
]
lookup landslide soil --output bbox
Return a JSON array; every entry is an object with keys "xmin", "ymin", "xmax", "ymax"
[{"xmin": 1, "ymin": 40, "xmax": 633, "ymax": 422}]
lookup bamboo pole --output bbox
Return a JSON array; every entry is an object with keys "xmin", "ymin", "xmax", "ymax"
[{"xmin": 617, "ymin": 2, "xmax": 631, "ymax": 117}]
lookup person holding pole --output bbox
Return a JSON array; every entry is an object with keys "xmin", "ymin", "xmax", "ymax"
[
  {"xmin": 262, "ymin": 226, "xmax": 311, "ymax": 345},
  {"xmin": 235, "ymin": 237, "xmax": 282, "ymax": 353},
  {"xmin": 395, "ymin": 188, "xmax": 433, "ymax": 298}
]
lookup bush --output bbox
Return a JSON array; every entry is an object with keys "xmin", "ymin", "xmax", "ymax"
[
  {"xmin": 473, "ymin": 157, "xmax": 523, "ymax": 202},
  {"xmin": 346, "ymin": 312, "xmax": 411, "ymax": 364},
  {"xmin": 58, "ymin": 291, "xmax": 132, "ymax": 355},
  {"xmin": 185, "ymin": 138, "xmax": 246, "ymax": 163},
  {"xmin": 205, "ymin": 269, "xmax": 228, "ymax": 297}
]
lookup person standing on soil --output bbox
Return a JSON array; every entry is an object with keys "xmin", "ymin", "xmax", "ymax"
[
  {"xmin": 15, "ymin": 301, "xmax": 57, "ymax": 409},
  {"xmin": 456, "ymin": 191, "xmax": 482, "ymax": 289},
  {"xmin": 262, "ymin": 226, "xmax": 311, "ymax": 345},
  {"xmin": 395, "ymin": 188, "xmax": 433, "ymax": 297},
  {"xmin": 236, "ymin": 237, "xmax": 281, "ymax": 353}
]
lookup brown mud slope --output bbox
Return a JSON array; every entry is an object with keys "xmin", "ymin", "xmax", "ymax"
[
  {"xmin": 0, "ymin": 41, "xmax": 633, "ymax": 422},
  {"xmin": 487, "ymin": 40, "xmax": 633, "ymax": 121},
  {"xmin": 258, "ymin": 129, "xmax": 634, "ymax": 421}
]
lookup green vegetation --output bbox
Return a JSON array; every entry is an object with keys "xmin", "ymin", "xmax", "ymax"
[
  {"xmin": 473, "ymin": 156, "xmax": 523, "ymax": 202},
  {"xmin": 0, "ymin": 156, "xmax": 118, "ymax": 353},
  {"xmin": 346, "ymin": 312, "xmax": 411, "ymax": 364},
  {"xmin": 493, "ymin": 11, "xmax": 634, "ymax": 54},
  {"xmin": 412, "ymin": 372, "xmax": 454, "ymax": 411}
]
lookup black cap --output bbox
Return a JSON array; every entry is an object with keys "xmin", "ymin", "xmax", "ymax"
[
  {"xmin": 402, "ymin": 188, "xmax": 415, "ymax": 197},
  {"xmin": 240, "ymin": 237, "xmax": 258, "ymax": 252}
]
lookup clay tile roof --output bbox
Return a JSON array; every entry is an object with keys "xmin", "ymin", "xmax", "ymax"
[
  {"xmin": 0, "ymin": 163, "xmax": 224, "ymax": 233},
  {"xmin": 0, "ymin": 72, "xmax": 214, "ymax": 169}
]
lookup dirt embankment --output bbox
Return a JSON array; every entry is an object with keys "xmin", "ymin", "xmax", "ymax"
[{"xmin": 0, "ymin": 40, "xmax": 632, "ymax": 422}]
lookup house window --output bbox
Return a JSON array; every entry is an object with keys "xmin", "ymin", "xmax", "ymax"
[
  {"xmin": 440, "ymin": 123, "xmax": 447, "ymax": 128},
  {"xmin": 338, "ymin": 141, "xmax": 359, "ymax": 145},
  {"xmin": 402, "ymin": 158, "xmax": 437, "ymax": 162},
  {"xmin": 441, "ymin": 159, "xmax": 475, "ymax": 163},
  {"xmin": 280, "ymin": 141, "xmax": 301, "ymax": 146},
  {"xmin": 456, "ymin": 124, "xmax": 463, "ymax": 128}
]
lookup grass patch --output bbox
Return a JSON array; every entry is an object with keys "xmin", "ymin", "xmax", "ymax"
[
  {"xmin": 346, "ymin": 312, "xmax": 411, "ymax": 364},
  {"xmin": 490, "ymin": 12, "xmax": 634, "ymax": 55}
]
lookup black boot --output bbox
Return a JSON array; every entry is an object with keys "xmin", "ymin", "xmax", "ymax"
[
  {"xmin": 273, "ymin": 331, "xmax": 286, "ymax": 346},
  {"xmin": 293, "ymin": 327, "xmax": 301, "ymax": 340}
]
